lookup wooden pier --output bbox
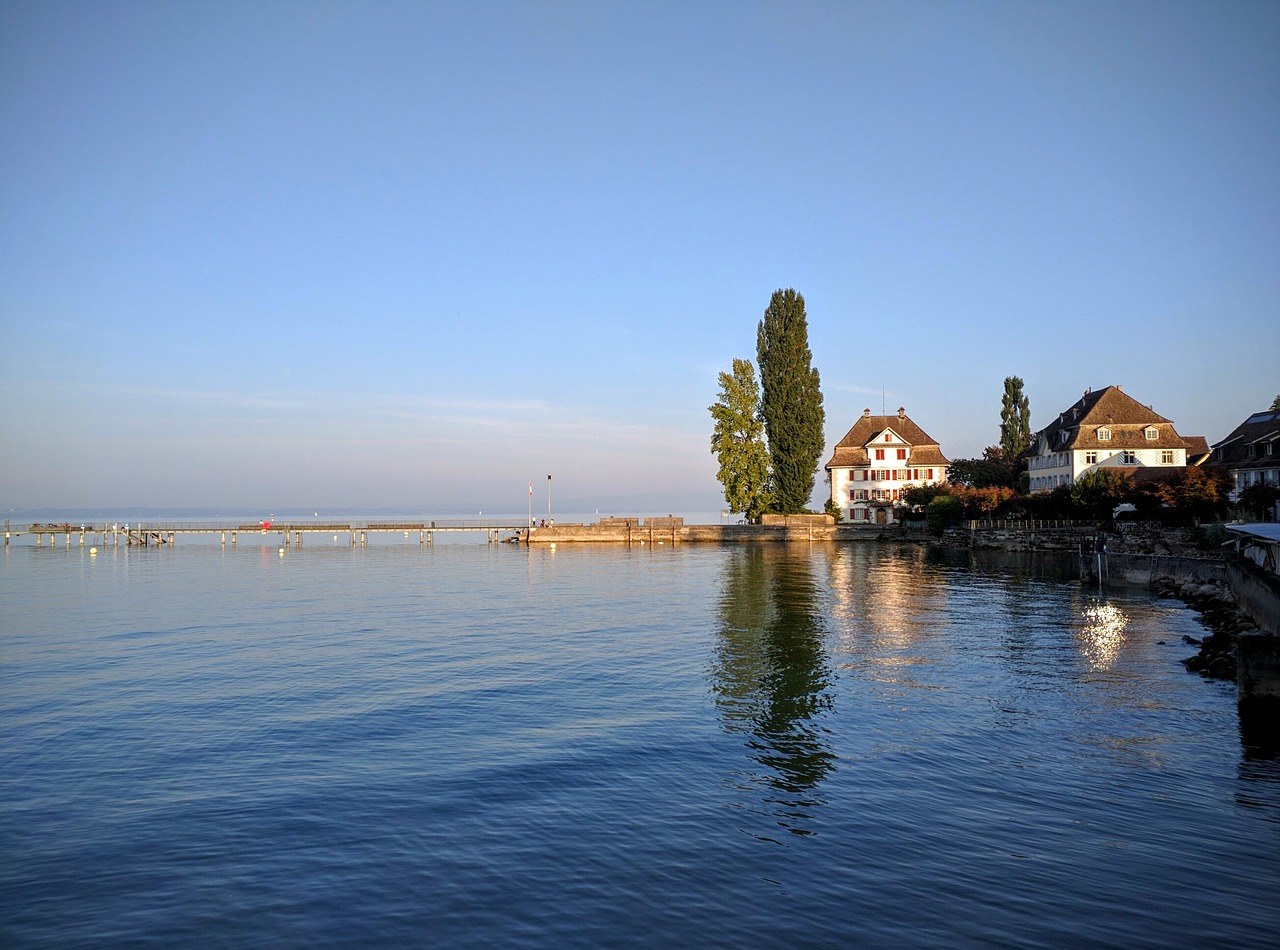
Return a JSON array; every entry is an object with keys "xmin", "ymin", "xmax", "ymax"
[{"xmin": 4, "ymin": 519, "xmax": 532, "ymax": 549}]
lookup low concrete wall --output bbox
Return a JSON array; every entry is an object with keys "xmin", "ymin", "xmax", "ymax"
[
  {"xmin": 1099, "ymin": 552, "xmax": 1228, "ymax": 587},
  {"xmin": 526, "ymin": 519, "xmax": 885, "ymax": 544},
  {"xmin": 1226, "ymin": 558, "xmax": 1280, "ymax": 637}
]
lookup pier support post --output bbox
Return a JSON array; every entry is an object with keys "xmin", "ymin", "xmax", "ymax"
[
  {"xmin": 361, "ymin": 530, "xmax": 367, "ymax": 548},
  {"xmin": 420, "ymin": 529, "xmax": 425, "ymax": 547}
]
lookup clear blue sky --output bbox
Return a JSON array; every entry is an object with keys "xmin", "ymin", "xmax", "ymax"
[{"xmin": 2, "ymin": 0, "xmax": 1277, "ymax": 513}]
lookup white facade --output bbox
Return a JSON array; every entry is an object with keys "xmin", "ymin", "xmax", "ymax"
[
  {"xmin": 1028, "ymin": 438, "xmax": 1188, "ymax": 492},
  {"xmin": 1027, "ymin": 387, "xmax": 1194, "ymax": 493},
  {"xmin": 825, "ymin": 409, "xmax": 948, "ymax": 525}
]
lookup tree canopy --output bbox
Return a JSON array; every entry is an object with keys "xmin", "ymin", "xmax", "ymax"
[
  {"xmin": 709, "ymin": 358, "xmax": 772, "ymax": 520},
  {"xmin": 756, "ymin": 289, "xmax": 825, "ymax": 513},
  {"xmin": 999, "ymin": 376, "xmax": 1031, "ymax": 462}
]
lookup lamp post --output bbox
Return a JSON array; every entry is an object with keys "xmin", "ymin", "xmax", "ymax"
[{"xmin": 547, "ymin": 473, "xmax": 552, "ymax": 523}]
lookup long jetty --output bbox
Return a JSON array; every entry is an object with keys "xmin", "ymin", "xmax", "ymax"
[
  {"xmin": 5, "ymin": 513, "xmax": 904, "ymax": 549},
  {"xmin": 5, "ymin": 519, "xmax": 531, "ymax": 549}
]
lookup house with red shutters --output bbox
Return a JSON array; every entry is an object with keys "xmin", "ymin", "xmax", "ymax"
[{"xmin": 825, "ymin": 407, "xmax": 948, "ymax": 525}]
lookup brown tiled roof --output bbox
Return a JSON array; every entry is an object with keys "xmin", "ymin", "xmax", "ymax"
[
  {"xmin": 1211, "ymin": 410, "xmax": 1280, "ymax": 471},
  {"xmin": 826, "ymin": 446, "xmax": 869, "ymax": 467},
  {"xmin": 1029, "ymin": 385, "xmax": 1191, "ymax": 454},
  {"xmin": 824, "ymin": 408, "xmax": 948, "ymax": 469},
  {"xmin": 1182, "ymin": 435, "xmax": 1211, "ymax": 464}
]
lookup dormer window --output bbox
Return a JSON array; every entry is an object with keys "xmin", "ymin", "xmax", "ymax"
[
  {"xmin": 1248, "ymin": 444, "xmax": 1257, "ymax": 458},
  {"xmin": 1098, "ymin": 427, "xmax": 1112, "ymax": 442},
  {"xmin": 1144, "ymin": 426, "xmax": 1158, "ymax": 441}
]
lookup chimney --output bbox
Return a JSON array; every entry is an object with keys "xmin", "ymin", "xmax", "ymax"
[
  {"xmin": 897, "ymin": 407, "xmax": 905, "ymax": 419},
  {"xmin": 863, "ymin": 408, "xmax": 871, "ymax": 417},
  {"xmin": 1117, "ymin": 385, "xmax": 1124, "ymax": 392}
]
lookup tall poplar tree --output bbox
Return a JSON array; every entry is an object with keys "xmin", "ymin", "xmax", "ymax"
[
  {"xmin": 999, "ymin": 376, "xmax": 1032, "ymax": 462},
  {"xmin": 709, "ymin": 358, "xmax": 772, "ymax": 519},
  {"xmin": 756, "ymin": 288, "xmax": 825, "ymax": 513}
]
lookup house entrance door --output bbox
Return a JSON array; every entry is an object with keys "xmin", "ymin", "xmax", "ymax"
[{"xmin": 875, "ymin": 508, "xmax": 887, "ymax": 526}]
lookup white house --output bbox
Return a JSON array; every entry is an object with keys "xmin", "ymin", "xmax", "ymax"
[
  {"xmin": 1027, "ymin": 385, "xmax": 1198, "ymax": 492},
  {"xmin": 1211, "ymin": 408, "xmax": 1280, "ymax": 512},
  {"xmin": 825, "ymin": 407, "xmax": 948, "ymax": 525}
]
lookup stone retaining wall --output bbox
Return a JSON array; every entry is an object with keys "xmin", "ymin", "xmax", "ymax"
[{"xmin": 526, "ymin": 520, "xmax": 888, "ymax": 544}]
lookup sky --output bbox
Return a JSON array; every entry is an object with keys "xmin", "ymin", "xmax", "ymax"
[{"xmin": 2, "ymin": 0, "xmax": 1277, "ymax": 514}]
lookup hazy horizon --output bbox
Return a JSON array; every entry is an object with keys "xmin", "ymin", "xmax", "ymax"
[{"xmin": 4, "ymin": 2, "xmax": 1277, "ymax": 511}]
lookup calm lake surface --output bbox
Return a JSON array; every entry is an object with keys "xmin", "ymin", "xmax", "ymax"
[{"xmin": 2, "ymin": 538, "xmax": 1278, "ymax": 947}]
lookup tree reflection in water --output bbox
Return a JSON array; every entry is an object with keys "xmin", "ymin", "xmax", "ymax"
[{"xmin": 711, "ymin": 545, "xmax": 836, "ymax": 834}]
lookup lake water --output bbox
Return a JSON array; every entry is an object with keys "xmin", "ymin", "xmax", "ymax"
[{"xmin": 2, "ymin": 538, "xmax": 1278, "ymax": 947}]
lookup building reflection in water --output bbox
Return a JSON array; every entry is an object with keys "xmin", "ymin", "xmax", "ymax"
[
  {"xmin": 711, "ymin": 545, "xmax": 835, "ymax": 834},
  {"xmin": 826, "ymin": 545, "xmax": 950, "ymax": 685}
]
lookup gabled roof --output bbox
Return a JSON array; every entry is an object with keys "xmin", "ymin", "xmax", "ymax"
[
  {"xmin": 1029, "ymin": 385, "xmax": 1190, "ymax": 454},
  {"xmin": 1212, "ymin": 410, "xmax": 1280, "ymax": 470},
  {"xmin": 1182, "ymin": 435, "xmax": 1211, "ymax": 465},
  {"xmin": 824, "ymin": 408, "xmax": 948, "ymax": 469}
]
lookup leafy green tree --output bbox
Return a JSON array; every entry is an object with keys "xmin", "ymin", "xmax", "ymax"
[
  {"xmin": 925, "ymin": 494, "xmax": 965, "ymax": 535},
  {"xmin": 948, "ymin": 455, "xmax": 1016, "ymax": 489},
  {"xmin": 901, "ymin": 482, "xmax": 952, "ymax": 510},
  {"xmin": 756, "ymin": 289, "xmax": 825, "ymax": 513},
  {"xmin": 1071, "ymin": 469, "xmax": 1134, "ymax": 521},
  {"xmin": 1271, "ymin": 394, "xmax": 1280, "ymax": 411},
  {"xmin": 1239, "ymin": 482, "xmax": 1280, "ymax": 520},
  {"xmin": 709, "ymin": 358, "xmax": 773, "ymax": 520},
  {"xmin": 999, "ymin": 376, "xmax": 1032, "ymax": 463}
]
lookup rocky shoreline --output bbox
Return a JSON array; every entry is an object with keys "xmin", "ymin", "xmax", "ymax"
[{"xmin": 1157, "ymin": 576, "xmax": 1258, "ymax": 681}]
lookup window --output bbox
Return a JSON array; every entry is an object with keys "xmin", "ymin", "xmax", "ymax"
[
  {"xmin": 1120, "ymin": 451, "xmax": 1137, "ymax": 464},
  {"xmin": 1085, "ymin": 451, "xmax": 1097, "ymax": 465},
  {"xmin": 875, "ymin": 448, "xmax": 885, "ymax": 461},
  {"xmin": 1268, "ymin": 443, "xmax": 1275, "ymax": 457},
  {"xmin": 1248, "ymin": 444, "xmax": 1257, "ymax": 458},
  {"xmin": 896, "ymin": 448, "xmax": 907, "ymax": 460},
  {"xmin": 1160, "ymin": 450, "xmax": 1174, "ymax": 464},
  {"xmin": 884, "ymin": 434, "xmax": 891, "ymax": 442},
  {"xmin": 1098, "ymin": 427, "xmax": 1112, "ymax": 441},
  {"xmin": 1145, "ymin": 427, "xmax": 1159, "ymax": 441}
]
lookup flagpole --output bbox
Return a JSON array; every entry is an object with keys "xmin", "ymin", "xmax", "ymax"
[
  {"xmin": 528, "ymin": 481, "xmax": 532, "ymax": 527},
  {"xmin": 547, "ymin": 473, "xmax": 552, "ymax": 523}
]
